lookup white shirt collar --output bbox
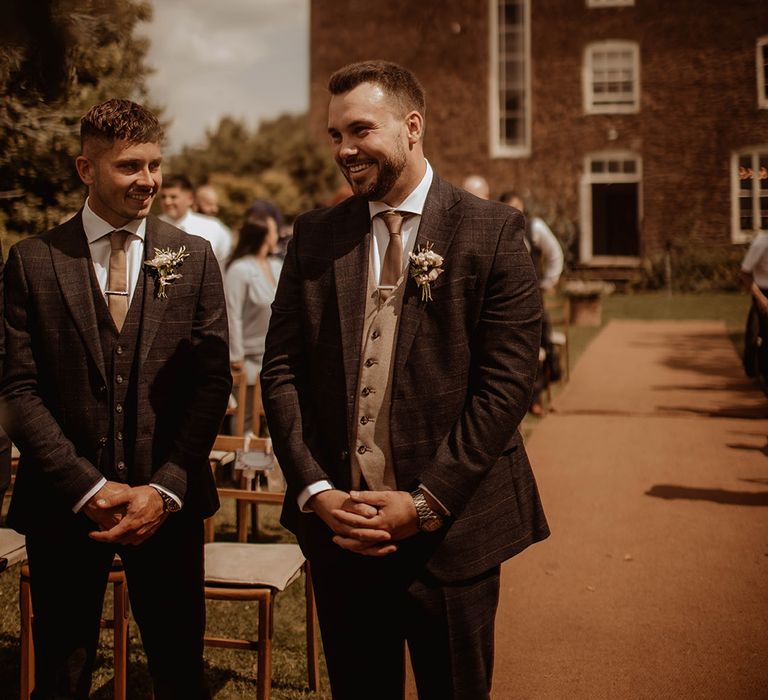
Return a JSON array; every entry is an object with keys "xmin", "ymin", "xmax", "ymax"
[
  {"xmin": 82, "ymin": 198, "xmax": 147, "ymax": 244},
  {"xmin": 368, "ymin": 160, "xmax": 433, "ymax": 220}
]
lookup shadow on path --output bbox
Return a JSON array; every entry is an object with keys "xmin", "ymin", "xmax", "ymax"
[{"xmin": 645, "ymin": 484, "xmax": 768, "ymax": 506}]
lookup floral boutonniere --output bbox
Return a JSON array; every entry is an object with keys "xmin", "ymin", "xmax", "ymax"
[
  {"xmin": 143, "ymin": 246, "xmax": 190, "ymax": 299},
  {"xmin": 409, "ymin": 242, "xmax": 445, "ymax": 302}
]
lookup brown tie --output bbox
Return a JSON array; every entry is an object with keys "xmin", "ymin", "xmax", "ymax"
[
  {"xmin": 107, "ymin": 230, "xmax": 130, "ymax": 331},
  {"xmin": 379, "ymin": 211, "xmax": 405, "ymax": 300}
]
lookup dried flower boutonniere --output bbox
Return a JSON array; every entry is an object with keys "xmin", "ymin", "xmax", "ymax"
[
  {"xmin": 408, "ymin": 242, "xmax": 445, "ymax": 302},
  {"xmin": 143, "ymin": 246, "xmax": 190, "ymax": 299}
]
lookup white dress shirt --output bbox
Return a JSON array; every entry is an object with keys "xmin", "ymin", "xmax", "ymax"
[
  {"xmin": 524, "ymin": 217, "xmax": 564, "ymax": 290},
  {"xmin": 160, "ymin": 209, "xmax": 232, "ymax": 269},
  {"xmin": 296, "ymin": 162, "xmax": 444, "ymax": 512},
  {"xmin": 741, "ymin": 233, "xmax": 768, "ymax": 288},
  {"xmin": 73, "ymin": 200, "xmax": 182, "ymax": 512}
]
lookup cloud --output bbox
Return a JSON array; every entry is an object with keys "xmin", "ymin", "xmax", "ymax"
[{"xmin": 140, "ymin": 0, "xmax": 308, "ymax": 152}]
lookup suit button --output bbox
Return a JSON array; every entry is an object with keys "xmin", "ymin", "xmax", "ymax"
[
  {"xmin": 357, "ymin": 445, "xmax": 366, "ymax": 455},
  {"xmin": 116, "ymin": 374, "xmax": 123, "ymax": 384},
  {"xmin": 360, "ymin": 416, "xmax": 369, "ymax": 425},
  {"xmin": 98, "ymin": 385, "xmax": 106, "ymax": 394},
  {"xmin": 361, "ymin": 387, "xmax": 370, "ymax": 397},
  {"xmin": 116, "ymin": 431, "xmax": 123, "ymax": 441},
  {"xmin": 115, "ymin": 345, "xmax": 123, "ymax": 355},
  {"xmin": 340, "ymin": 450, "xmax": 349, "ymax": 461},
  {"xmin": 365, "ymin": 358, "xmax": 375, "ymax": 367},
  {"xmin": 371, "ymin": 330, "xmax": 380, "ymax": 340},
  {"xmin": 116, "ymin": 461, "xmax": 125, "ymax": 471},
  {"xmin": 115, "ymin": 403, "xmax": 123, "ymax": 413},
  {"xmin": 99, "ymin": 437, "xmax": 107, "ymax": 447}
]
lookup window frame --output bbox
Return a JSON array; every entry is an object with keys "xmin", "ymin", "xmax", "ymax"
[
  {"xmin": 586, "ymin": 0, "xmax": 635, "ymax": 7},
  {"xmin": 582, "ymin": 40, "xmax": 641, "ymax": 115},
  {"xmin": 489, "ymin": 0, "xmax": 532, "ymax": 158},
  {"xmin": 731, "ymin": 146, "xmax": 768, "ymax": 244},
  {"xmin": 579, "ymin": 151, "xmax": 642, "ymax": 265},
  {"xmin": 757, "ymin": 36, "xmax": 768, "ymax": 109}
]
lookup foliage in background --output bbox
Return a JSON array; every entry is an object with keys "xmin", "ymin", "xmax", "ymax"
[
  {"xmin": 637, "ymin": 237, "xmax": 748, "ymax": 293},
  {"xmin": 0, "ymin": 0, "xmax": 156, "ymax": 247},
  {"xmin": 168, "ymin": 113, "xmax": 340, "ymax": 228}
]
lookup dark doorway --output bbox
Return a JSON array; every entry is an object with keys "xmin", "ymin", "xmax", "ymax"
[{"xmin": 592, "ymin": 182, "xmax": 639, "ymax": 256}]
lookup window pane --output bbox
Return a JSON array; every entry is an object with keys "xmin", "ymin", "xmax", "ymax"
[
  {"xmin": 496, "ymin": 0, "xmax": 528, "ymax": 149},
  {"xmin": 587, "ymin": 42, "xmax": 637, "ymax": 110}
]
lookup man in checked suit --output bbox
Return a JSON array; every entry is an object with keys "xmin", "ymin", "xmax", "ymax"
[
  {"xmin": 0, "ymin": 99, "xmax": 231, "ymax": 699},
  {"xmin": 261, "ymin": 61, "xmax": 550, "ymax": 699}
]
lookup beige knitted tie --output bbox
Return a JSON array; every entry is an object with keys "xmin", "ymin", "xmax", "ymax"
[
  {"xmin": 379, "ymin": 211, "xmax": 405, "ymax": 301},
  {"xmin": 107, "ymin": 230, "xmax": 130, "ymax": 331}
]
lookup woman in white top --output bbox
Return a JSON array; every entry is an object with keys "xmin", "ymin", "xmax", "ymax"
[{"xmin": 224, "ymin": 216, "xmax": 282, "ymax": 430}]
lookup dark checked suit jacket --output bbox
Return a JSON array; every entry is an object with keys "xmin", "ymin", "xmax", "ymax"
[
  {"xmin": 261, "ymin": 174, "xmax": 550, "ymax": 582},
  {"xmin": 0, "ymin": 213, "xmax": 231, "ymax": 534}
]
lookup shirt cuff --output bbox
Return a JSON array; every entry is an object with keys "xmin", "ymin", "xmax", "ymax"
[
  {"xmin": 150, "ymin": 483, "xmax": 183, "ymax": 509},
  {"xmin": 297, "ymin": 480, "xmax": 335, "ymax": 512},
  {"xmin": 73, "ymin": 478, "xmax": 107, "ymax": 513},
  {"xmin": 419, "ymin": 484, "xmax": 451, "ymax": 516}
]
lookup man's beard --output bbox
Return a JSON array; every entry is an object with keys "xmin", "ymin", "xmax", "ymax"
[{"xmin": 346, "ymin": 142, "xmax": 407, "ymax": 202}]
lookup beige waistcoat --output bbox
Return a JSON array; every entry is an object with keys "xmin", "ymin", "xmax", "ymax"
[{"xmin": 350, "ymin": 259, "xmax": 407, "ymax": 491}]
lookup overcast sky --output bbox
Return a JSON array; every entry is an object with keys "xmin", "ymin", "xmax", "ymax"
[{"xmin": 140, "ymin": 0, "xmax": 309, "ymax": 153}]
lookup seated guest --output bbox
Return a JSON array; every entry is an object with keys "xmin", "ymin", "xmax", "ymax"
[
  {"xmin": 224, "ymin": 217, "xmax": 281, "ymax": 432},
  {"xmin": 160, "ymin": 174, "xmax": 232, "ymax": 269}
]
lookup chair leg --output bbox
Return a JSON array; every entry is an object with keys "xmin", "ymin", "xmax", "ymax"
[
  {"xmin": 257, "ymin": 592, "xmax": 272, "ymax": 700},
  {"xmin": 20, "ymin": 567, "xmax": 34, "ymax": 700},
  {"xmin": 305, "ymin": 564, "xmax": 319, "ymax": 691},
  {"xmin": 111, "ymin": 572, "xmax": 129, "ymax": 700}
]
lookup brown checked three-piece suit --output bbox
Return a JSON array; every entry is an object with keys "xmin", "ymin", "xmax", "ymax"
[
  {"xmin": 261, "ymin": 173, "xmax": 550, "ymax": 699},
  {"xmin": 0, "ymin": 213, "xmax": 231, "ymax": 698}
]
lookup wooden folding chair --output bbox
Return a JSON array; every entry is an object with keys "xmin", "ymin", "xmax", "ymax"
[
  {"xmin": 226, "ymin": 367, "xmax": 248, "ymax": 436},
  {"xmin": 203, "ymin": 485, "xmax": 319, "ymax": 700},
  {"xmin": 543, "ymin": 292, "xmax": 571, "ymax": 405},
  {"xmin": 19, "ymin": 557, "xmax": 129, "ymax": 700}
]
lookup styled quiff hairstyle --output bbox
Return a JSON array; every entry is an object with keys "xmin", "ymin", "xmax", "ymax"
[
  {"xmin": 328, "ymin": 60, "xmax": 426, "ymax": 118},
  {"xmin": 80, "ymin": 98, "xmax": 164, "ymax": 149}
]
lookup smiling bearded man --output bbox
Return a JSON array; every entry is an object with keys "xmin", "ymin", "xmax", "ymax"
[
  {"xmin": 0, "ymin": 98, "xmax": 231, "ymax": 699},
  {"xmin": 261, "ymin": 61, "xmax": 550, "ymax": 700}
]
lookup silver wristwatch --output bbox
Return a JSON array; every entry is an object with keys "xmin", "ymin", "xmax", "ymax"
[
  {"xmin": 410, "ymin": 488, "xmax": 444, "ymax": 532},
  {"xmin": 151, "ymin": 486, "xmax": 181, "ymax": 513}
]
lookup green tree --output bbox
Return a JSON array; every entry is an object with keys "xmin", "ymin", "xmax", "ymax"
[
  {"xmin": 170, "ymin": 113, "xmax": 340, "ymax": 226},
  {"xmin": 0, "ymin": 0, "xmax": 155, "ymax": 244}
]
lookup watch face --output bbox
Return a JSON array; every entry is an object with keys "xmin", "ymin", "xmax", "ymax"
[{"xmin": 421, "ymin": 516, "xmax": 443, "ymax": 532}]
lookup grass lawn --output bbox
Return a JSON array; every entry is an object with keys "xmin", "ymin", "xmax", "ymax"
[{"xmin": 0, "ymin": 291, "xmax": 750, "ymax": 698}]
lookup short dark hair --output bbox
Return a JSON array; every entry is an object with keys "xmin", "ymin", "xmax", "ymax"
[
  {"xmin": 162, "ymin": 174, "xmax": 194, "ymax": 192},
  {"xmin": 80, "ymin": 99, "xmax": 163, "ymax": 149},
  {"xmin": 328, "ymin": 60, "xmax": 426, "ymax": 117},
  {"xmin": 499, "ymin": 190, "xmax": 523, "ymax": 205}
]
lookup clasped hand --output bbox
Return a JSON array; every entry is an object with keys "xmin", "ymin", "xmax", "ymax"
[
  {"xmin": 83, "ymin": 481, "xmax": 167, "ymax": 546},
  {"xmin": 310, "ymin": 489, "xmax": 418, "ymax": 557}
]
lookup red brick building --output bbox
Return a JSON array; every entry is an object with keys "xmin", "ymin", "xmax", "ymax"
[{"xmin": 309, "ymin": 0, "xmax": 768, "ymax": 274}]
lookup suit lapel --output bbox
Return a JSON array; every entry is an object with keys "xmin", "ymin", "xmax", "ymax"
[
  {"xmin": 394, "ymin": 176, "xmax": 462, "ymax": 381},
  {"xmin": 50, "ymin": 213, "xmax": 107, "ymax": 383},
  {"xmin": 333, "ymin": 199, "xmax": 371, "ymax": 414},
  {"xmin": 138, "ymin": 217, "xmax": 179, "ymax": 364}
]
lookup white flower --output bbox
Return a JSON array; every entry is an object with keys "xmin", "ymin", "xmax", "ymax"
[
  {"xmin": 408, "ymin": 243, "xmax": 445, "ymax": 301},
  {"xmin": 143, "ymin": 246, "xmax": 190, "ymax": 299}
]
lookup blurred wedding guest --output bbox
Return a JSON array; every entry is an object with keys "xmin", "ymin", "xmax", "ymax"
[
  {"xmin": 194, "ymin": 183, "xmax": 221, "ymax": 216},
  {"xmin": 739, "ymin": 232, "xmax": 768, "ymax": 382},
  {"xmin": 225, "ymin": 216, "xmax": 282, "ymax": 431},
  {"xmin": 0, "ymin": 98, "xmax": 230, "ymax": 699},
  {"xmin": 160, "ymin": 174, "xmax": 232, "ymax": 269},
  {"xmin": 501, "ymin": 191, "xmax": 564, "ymax": 415},
  {"xmin": 245, "ymin": 198, "xmax": 289, "ymax": 259},
  {"xmin": 461, "ymin": 173, "xmax": 491, "ymax": 200}
]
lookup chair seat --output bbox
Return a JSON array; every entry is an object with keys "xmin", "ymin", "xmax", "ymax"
[
  {"xmin": 0, "ymin": 528, "xmax": 26, "ymax": 572},
  {"xmin": 205, "ymin": 543, "xmax": 305, "ymax": 590}
]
